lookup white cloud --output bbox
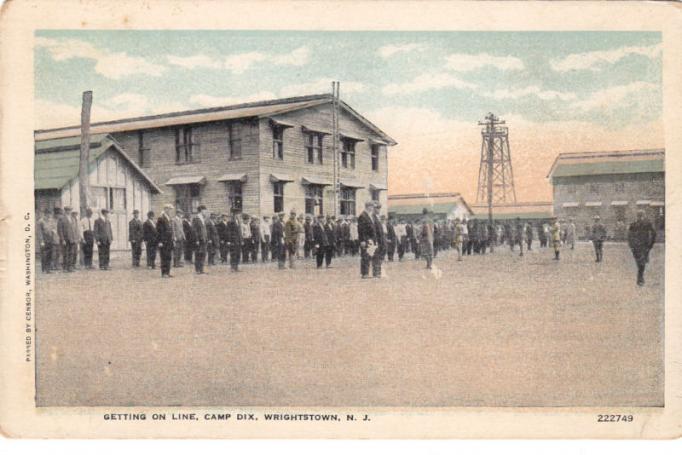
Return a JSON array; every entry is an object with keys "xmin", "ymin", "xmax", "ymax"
[
  {"xmin": 550, "ymin": 44, "xmax": 661, "ymax": 72},
  {"xmin": 189, "ymin": 91, "xmax": 278, "ymax": 107},
  {"xmin": 382, "ymin": 73, "xmax": 476, "ymax": 95},
  {"xmin": 445, "ymin": 53, "xmax": 524, "ymax": 72},
  {"xmin": 571, "ymin": 81, "xmax": 658, "ymax": 112},
  {"xmin": 36, "ymin": 37, "xmax": 166, "ymax": 80},
  {"xmin": 223, "ymin": 46, "xmax": 310, "ymax": 74},
  {"xmin": 378, "ymin": 43, "xmax": 424, "ymax": 59},
  {"xmin": 484, "ymin": 85, "xmax": 576, "ymax": 101},
  {"xmin": 167, "ymin": 54, "xmax": 222, "ymax": 70}
]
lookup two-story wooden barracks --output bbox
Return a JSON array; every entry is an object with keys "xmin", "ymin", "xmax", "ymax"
[{"xmin": 35, "ymin": 94, "xmax": 397, "ymax": 245}]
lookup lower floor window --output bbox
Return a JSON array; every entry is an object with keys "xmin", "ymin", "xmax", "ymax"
[
  {"xmin": 175, "ymin": 184, "xmax": 201, "ymax": 215},
  {"xmin": 340, "ymin": 188, "xmax": 356, "ymax": 216},
  {"xmin": 305, "ymin": 185, "xmax": 324, "ymax": 216},
  {"xmin": 370, "ymin": 189, "xmax": 381, "ymax": 203},
  {"xmin": 273, "ymin": 182, "xmax": 284, "ymax": 213},
  {"xmin": 93, "ymin": 186, "xmax": 126, "ymax": 212},
  {"xmin": 227, "ymin": 182, "xmax": 243, "ymax": 212}
]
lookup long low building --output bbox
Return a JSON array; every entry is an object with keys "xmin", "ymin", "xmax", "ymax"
[
  {"xmin": 34, "ymin": 94, "xmax": 397, "ymax": 248},
  {"xmin": 548, "ymin": 149, "xmax": 665, "ymax": 240},
  {"xmin": 471, "ymin": 201, "xmax": 553, "ymax": 224},
  {"xmin": 387, "ymin": 192, "xmax": 473, "ymax": 221}
]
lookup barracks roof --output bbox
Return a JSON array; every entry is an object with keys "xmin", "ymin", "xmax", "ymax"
[
  {"xmin": 470, "ymin": 201, "xmax": 553, "ymax": 221},
  {"xmin": 35, "ymin": 134, "xmax": 162, "ymax": 193},
  {"xmin": 547, "ymin": 149, "xmax": 665, "ymax": 180},
  {"xmin": 34, "ymin": 93, "xmax": 397, "ymax": 146},
  {"xmin": 388, "ymin": 192, "xmax": 474, "ymax": 216}
]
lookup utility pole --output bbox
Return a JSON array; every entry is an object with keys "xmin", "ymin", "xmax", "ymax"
[
  {"xmin": 79, "ymin": 90, "xmax": 93, "ymax": 217},
  {"xmin": 331, "ymin": 81, "xmax": 340, "ymax": 217}
]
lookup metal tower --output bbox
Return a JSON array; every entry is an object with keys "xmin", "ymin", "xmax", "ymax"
[{"xmin": 476, "ymin": 113, "xmax": 517, "ymax": 206}]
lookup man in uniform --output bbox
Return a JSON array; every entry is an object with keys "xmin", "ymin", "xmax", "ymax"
[
  {"xmin": 37, "ymin": 209, "xmax": 56, "ymax": 273},
  {"xmin": 313, "ymin": 214, "xmax": 331, "ymax": 268},
  {"xmin": 70, "ymin": 209, "xmax": 82, "ymax": 270},
  {"xmin": 260, "ymin": 216, "xmax": 272, "ymax": 262},
  {"xmin": 394, "ymin": 218, "xmax": 407, "ymax": 261},
  {"xmin": 420, "ymin": 209, "xmax": 435, "ymax": 269},
  {"xmin": 216, "ymin": 213, "xmax": 229, "ymax": 264},
  {"xmin": 156, "ymin": 204, "xmax": 175, "ymax": 278},
  {"xmin": 143, "ymin": 210, "xmax": 158, "ymax": 269},
  {"xmin": 371, "ymin": 202, "xmax": 386, "ymax": 278},
  {"xmin": 525, "ymin": 221, "xmax": 534, "ymax": 252},
  {"xmin": 303, "ymin": 215, "xmax": 314, "ymax": 259},
  {"xmin": 271, "ymin": 212, "xmax": 285, "ymax": 269},
  {"xmin": 206, "ymin": 212, "xmax": 219, "ymax": 266},
  {"xmin": 182, "ymin": 212, "xmax": 194, "ymax": 264},
  {"xmin": 384, "ymin": 215, "xmax": 396, "ymax": 262},
  {"xmin": 590, "ymin": 215, "xmax": 607, "ymax": 263},
  {"xmin": 128, "ymin": 209, "xmax": 144, "ymax": 267},
  {"xmin": 80, "ymin": 208, "xmax": 96, "ymax": 269},
  {"xmin": 172, "ymin": 208, "xmax": 186, "ymax": 268},
  {"xmin": 226, "ymin": 210, "xmax": 242, "ymax": 272},
  {"xmin": 250, "ymin": 216, "xmax": 261, "ymax": 263},
  {"xmin": 192, "ymin": 205, "xmax": 209, "ymax": 274},
  {"xmin": 628, "ymin": 210, "xmax": 656, "ymax": 286},
  {"xmin": 57, "ymin": 206, "xmax": 77, "ymax": 273},
  {"xmin": 550, "ymin": 216, "xmax": 561, "ymax": 260},
  {"xmin": 240, "ymin": 214, "xmax": 252, "ymax": 264},
  {"xmin": 357, "ymin": 201, "xmax": 377, "ymax": 279},
  {"xmin": 324, "ymin": 215, "xmax": 336, "ymax": 267},
  {"xmin": 94, "ymin": 208, "xmax": 113, "ymax": 270},
  {"xmin": 284, "ymin": 210, "xmax": 302, "ymax": 269}
]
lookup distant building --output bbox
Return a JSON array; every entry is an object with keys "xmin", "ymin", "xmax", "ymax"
[
  {"xmin": 387, "ymin": 192, "xmax": 473, "ymax": 221},
  {"xmin": 547, "ymin": 149, "xmax": 664, "ymax": 240},
  {"xmin": 35, "ymin": 94, "xmax": 397, "ymax": 225},
  {"xmin": 34, "ymin": 134, "xmax": 162, "ymax": 250},
  {"xmin": 471, "ymin": 201, "xmax": 553, "ymax": 224}
]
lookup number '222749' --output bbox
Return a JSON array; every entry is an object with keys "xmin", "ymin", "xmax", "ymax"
[{"xmin": 597, "ymin": 415, "xmax": 634, "ymax": 422}]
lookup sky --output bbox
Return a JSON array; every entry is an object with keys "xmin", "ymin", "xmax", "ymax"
[{"xmin": 34, "ymin": 30, "xmax": 664, "ymax": 202}]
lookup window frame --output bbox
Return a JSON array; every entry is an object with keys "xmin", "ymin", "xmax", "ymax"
[
  {"xmin": 339, "ymin": 187, "xmax": 356, "ymax": 216},
  {"xmin": 175, "ymin": 127, "xmax": 200, "ymax": 164},
  {"xmin": 272, "ymin": 126, "xmax": 284, "ymax": 160},
  {"xmin": 227, "ymin": 181, "xmax": 243, "ymax": 212},
  {"xmin": 305, "ymin": 132, "xmax": 324, "ymax": 165},
  {"xmin": 228, "ymin": 123, "xmax": 242, "ymax": 161},
  {"xmin": 304, "ymin": 185, "xmax": 324, "ymax": 215},
  {"xmin": 273, "ymin": 182, "xmax": 285, "ymax": 213},
  {"xmin": 341, "ymin": 138, "xmax": 356, "ymax": 169},
  {"xmin": 371, "ymin": 144, "xmax": 380, "ymax": 172},
  {"xmin": 137, "ymin": 131, "xmax": 150, "ymax": 167},
  {"xmin": 175, "ymin": 183, "xmax": 202, "ymax": 215}
]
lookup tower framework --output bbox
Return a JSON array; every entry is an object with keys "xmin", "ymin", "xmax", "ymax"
[{"xmin": 476, "ymin": 113, "xmax": 517, "ymax": 205}]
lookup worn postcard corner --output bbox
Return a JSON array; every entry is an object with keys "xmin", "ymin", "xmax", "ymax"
[{"xmin": 1, "ymin": 0, "xmax": 682, "ymax": 439}]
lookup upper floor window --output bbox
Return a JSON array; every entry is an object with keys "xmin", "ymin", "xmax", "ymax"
[
  {"xmin": 137, "ymin": 131, "xmax": 150, "ymax": 167},
  {"xmin": 272, "ymin": 126, "xmax": 284, "ymax": 160},
  {"xmin": 228, "ymin": 123, "xmax": 242, "ymax": 160},
  {"xmin": 175, "ymin": 127, "xmax": 199, "ymax": 164},
  {"xmin": 371, "ymin": 144, "xmax": 381, "ymax": 172},
  {"xmin": 341, "ymin": 138, "xmax": 356, "ymax": 169},
  {"xmin": 305, "ymin": 133, "xmax": 323, "ymax": 164}
]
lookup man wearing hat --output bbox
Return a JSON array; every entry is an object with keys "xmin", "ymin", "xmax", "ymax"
[
  {"xmin": 182, "ymin": 212, "xmax": 195, "ymax": 264},
  {"xmin": 143, "ymin": 210, "xmax": 158, "ymax": 269},
  {"xmin": 324, "ymin": 215, "xmax": 336, "ymax": 265},
  {"xmin": 157, "ymin": 204, "xmax": 175, "ymax": 278},
  {"xmin": 57, "ymin": 206, "xmax": 78, "ymax": 272},
  {"xmin": 271, "ymin": 212, "xmax": 285, "ymax": 268},
  {"xmin": 37, "ymin": 208, "xmax": 56, "ymax": 273},
  {"xmin": 94, "ymin": 208, "xmax": 113, "ymax": 270},
  {"xmin": 128, "ymin": 209, "xmax": 144, "ymax": 267},
  {"xmin": 192, "ymin": 205, "xmax": 209, "ymax": 274},
  {"xmin": 357, "ymin": 201, "xmax": 377, "ymax": 278},
  {"xmin": 303, "ymin": 214, "xmax": 314, "ymax": 259},
  {"xmin": 80, "ymin": 208, "xmax": 96, "ymax": 269},
  {"xmin": 371, "ymin": 202, "xmax": 386, "ymax": 277},
  {"xmin": 550, "ymin": 216, "xmax": 561, "ymax": 260},
  {"xmin": 284, "ymin": 210, "xmax": 302, "ymax": 269},
  {"xmin": 627, "ymin": 209, "xmax": 657, "ymax": 286},
  {"xmin": 70, "ymin": 209, "xmax": 82, "ymax": 270},
  {"xmin": 216, "ymin": 213, "xmax": 229, "ymax": 264},
  {"xmin": 260, "ymin": 215, "xmax": 272, "ymax": 262},
  {"xmin": 313, "ymin": 214, "xmax": 332, "ymax": 268},
  {"xmin": 206, "ymin": 212, "xmax": 219, "ymax": 266},
  {"xmin": 172, "ymin": 208, "xmax": 186, "ymax": 267},
  {"xmin": 226, "ymin": 210, "xmax": 242, "ymax": 272},
  {"xmin": 240, "ymin": 214, "xmax": 252, "ymax": 264},
  {"xmin": 590, "ymin": 215, "xmax": 607, "ymax": 263}
]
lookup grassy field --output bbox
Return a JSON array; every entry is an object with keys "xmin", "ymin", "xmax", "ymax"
[{"xmin": 35, "ymin": 242, "xmax": 664, "ymax": 407}]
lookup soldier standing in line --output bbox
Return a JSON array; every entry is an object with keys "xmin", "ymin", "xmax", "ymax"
[
  {"xmin": 94, "ymin": 209, "xmax": 113, "ymax": 270},
  {"xmin": 182, "ymin": 212, "xmax": 195, "ymax": 264},
  {"xmin": 591, "ymin": 215, "xmax": 607, "ymax": 263},
  {"xmin": 206, "ymin": 212, "xmax": 219, "ymax": 266},
  {"xmin": 284, "ymin": 210, "xmax": 302, "ymax": 269},
  {"xmin": 394, "ymin": 218, "xmax": 406, "ymax": 261},
  {"xmin": 550, "ymin": 216, "xmax": 561, "ymax": 260},
  {"xmin": 303, "ymin": 215, "xmax": 314, "ymax": 259},
  {"xmin": 371, "ymin": 202, "xmax": 387, "ymax": 278},
  {"xmin": 250, "ymin": 216, "xmax": 261, "ymax": 263},
  {"xmin": 513, "ymin": 217, "xmax": 525, "ymax": 257},
  {"xmin": 313, "ymin": 214, "xmax": 332, "ymax": 269},
  {"xmin": 271, "ymin": 212, "xmax": 286, "ymax": 269},
  {"xmin": 420, "ymin": 209, "xmax": 435, "ymax": 270},
  {"xmin": 226, "ymin": 210, "xmax": 242, "ymax": 272},
  {"xmin": 156, "ymin": 204, "xmax": 175, "ymax": 278},
  {"xmin": 128, "ymin": 209, "xmax": 143, "ymax": 268},
  {"xmin": 172, "ymin": 208, "xmax": 186, "ymax": 268},
  {"xmin": 260, "ymin": 215, "xmax": 272, "ymax": 263},
  {"xmin": 357, "ymin": 201, "xmax": 377, "ymax": 279},
  {"xmin": 216, "ymin": 213, "xmax": 229, "ymax": 265},
  {"xmin": 80, "ymin": 208, "xmax": 96, "ymax": 269},
  {"xmin": 143, "ymin": 210, "xmax": 158, "ymax": 269},
  {"xmin": 240, "ymin": 214, "xmax": 252, "ymax": 264},
  {"xmin": 192, "ymin": 205, "xmax": 209, "ymax": 275},
  {"xmin": 324, "ymin": 215, "xmax": 336, "ymax": 267},
  {"xmin": 57, "ymin": 206, "xmax": 77, "ymax": 273},
  {"xmin": 525, "ymin": 221, "xmax": 534, "ymax": 252},
  {"xmin": 37, "ymin": 209, "xmax": 55, "ymax": 274},
  {"xmin": 70, "ymin": 210, "xmax": 82, "ymax": 270},
  {"xmin": 627, "ymin": 209, "xmax": 657, "ymax": 287}
]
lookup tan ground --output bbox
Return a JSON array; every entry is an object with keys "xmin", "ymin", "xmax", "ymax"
[{"xmin": 35, "ymin": 242, "xmax": 664, "ymax": 407}]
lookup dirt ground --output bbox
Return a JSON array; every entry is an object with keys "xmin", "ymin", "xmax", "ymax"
[{"xmin": 35, "ymin": 242, "xmax": 664, "ymax": 407}]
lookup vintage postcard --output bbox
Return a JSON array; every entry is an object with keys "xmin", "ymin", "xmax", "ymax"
[{"xmin": 1, "ymin": 0, "xmax": 681, "ymax": 439}]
